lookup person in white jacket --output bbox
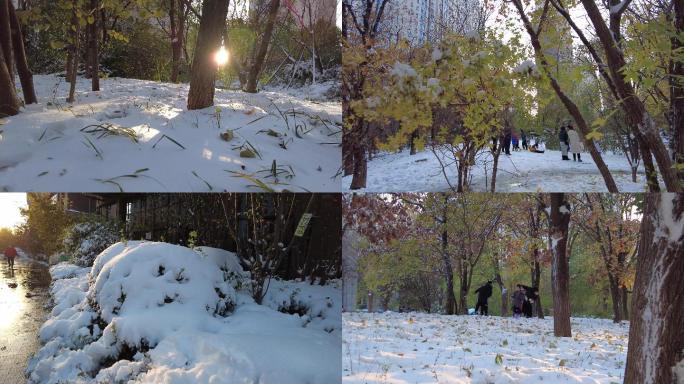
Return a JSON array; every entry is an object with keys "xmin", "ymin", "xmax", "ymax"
[{"xmin": 566, "ymin": 124, "xmax": 583, "ymax": 162}]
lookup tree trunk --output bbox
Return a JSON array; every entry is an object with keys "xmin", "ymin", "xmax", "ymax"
[
  {"xmin": 490, "ymin": 139, "xmax": 502, "ymax": 192},
  {"xmin": 441, "ymin": 196, "xmax": 457, "ymax": 315},
  {"xmin": 187, "ymin": 0, "xmax": 230, "ymax": 110},
  {"xmin": 244, "ymin": 0, "xmax": 280, "ymax": 93},
  {"xmin": 459, "ymin": 260, "xmax": 469, "ymax": 315},
  {"xmin": 512, "ymin": 0, "xmax": 618, "ymax": 192},
  {"xmin": 672, "ymin": 0, "xmax": 684, "ymax": 180},
  {"xmin": 343, "ymin": 133, "xmax": 354, "ymax": 176},
  {"xmin": 549, "ymin": 193, "xmax": 572, "ymax": 337},
  {"xmin": 367, "ymin": 291, "xmax": 373, "ymax": 313},
  {"xmin": 533, "ymin": 260, "xmax": 544, "ymax": 318},
  {"xmin": 0, "ymin": 46, "xmax": 20, "ymax": 116},
  {"xmin": 87, "ymin": 0, "xmax": 100, "ymax": 91},
  {"xmin": 621, "ymin": 284, "xmax": 629, "ymax": 320},
  {"xmin": 501, "ymin": 287, "xmax": 508, "ymax": 317},
  {"xmin": 169, "ymin": 0, "xmax": 184, "ymax": 83},
  {"xmin": 640, "ymin": 140, "xmax": 661, "ymax": 192},
  {"xmin": 608, "ymin": 276, "xmax": 622, "ymax": 323},
  {"xmin": 65, "ymin": 48, "xmax": 73, "ymax": 82},
  {"xmin": 529, "ymin": 204, "xmax": 545, "ymax": 319},
  {"xmin": 67, "ymin": 0, "xmax": 80, "ymax": 104},
  {"xmin": 580, "ymin": 0, "xmax": 681, "ymax": 191},
  {"xmin": 350, "ymin": 142, "xmax": 367, "ymax": 190},
  {"xmin": 624, "ymin": 193, "xmax": 684, "ymax": 384},
  {"xmin": 0, "ymin": 0, "xmax": 14, "ymax": 82},
  {"xmin": 494, "ymin": 274, "xmax": 508, "ymax": 317},
  {"xmin": 8, "ymin": 1, "xmax": 36, "ymax": 104},
  {"xmin": 342, "ymin": 11, "xmax": 353, "ymax": 177},
  {"xmin": 409, "ymin": 130, "xmax": 418, "ymax": 155}
]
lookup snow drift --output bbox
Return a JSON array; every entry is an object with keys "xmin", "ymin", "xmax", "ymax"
[{"xmin": 0, "ymin": 75, "xmax": 341, "ymax": 192}]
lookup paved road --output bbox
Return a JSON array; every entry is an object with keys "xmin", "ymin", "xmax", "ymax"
[{"xmin": 0, "ymin": 256, "xmax": 51, "ymax": 384}]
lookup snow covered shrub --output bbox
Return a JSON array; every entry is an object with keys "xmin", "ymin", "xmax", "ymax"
[
  {"xmin": 28, "ymin": 242, "xmax": 240, "ymax": 383},
  {"xmin": 263, "ymin": 279, "xmax": 342, "ymax": 334},
  {"xmin": 88, "ymin": 242, "xmax": 238, "ymax": 338},
  {"xmin": 62, "ymin": 218, "xmax": 119, "ymax": 267}
]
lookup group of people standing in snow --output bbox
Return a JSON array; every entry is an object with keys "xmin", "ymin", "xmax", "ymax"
[
  {"xmin": 473, "ymin": 280, "xmax": 539, "ymax": 318},
  {"xmin": 511, "ymin": 284, "xmax": 540, "ymax": 318},
  {"xmin": 558, "ymin": 123, "xmax": 584, "ymax": 162},
  {"xmin": 494, "ymin": 123, "xmax": 587, "ymax": 160},
  {"xmin": 495, "ymin": 129, "xmax": 546, "ymax": 156}
]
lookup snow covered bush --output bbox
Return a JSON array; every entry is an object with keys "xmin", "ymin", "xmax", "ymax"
[
  {"xmin": 28, "ymin": 241, "xmax": 341, "ymax": 384},
  {"xmin": 28, "ymin": 242, "xmax": 238, "ymax": 383},
  {"xmin": 263, "ymin": 279, "xmax": 342, "ymax": 334},
  {"xmin": 62, "ymin": 219, "xmax": 119, "ymax": 267}
]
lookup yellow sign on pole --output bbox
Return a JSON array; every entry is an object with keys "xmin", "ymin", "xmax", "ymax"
[{"xmin": 294, "ymin": 213, "xmax": 313, "ymax": 237}]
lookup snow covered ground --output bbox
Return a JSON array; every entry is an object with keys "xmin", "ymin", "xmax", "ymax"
[
  {"xmin": 342, "ymin": 148, "xmax": 649, "ymax": 192},
  {"xmin": 343, "ymin": 312, "xmax": 629, "ymax": 384},
  {"xmin": 0, "ymin": 75, "xmax": 341, "ymax": 192},
  {"xmin": 28, "ymin": 242, "xmax": 341, "ymax": 383}
]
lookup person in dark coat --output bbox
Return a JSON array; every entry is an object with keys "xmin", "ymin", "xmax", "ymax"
[
  {"xmin": 521, "ymin": 130, "xmax": 528, "ymax": 150},
  {"xmin": 559, "ymin": 126, "xmax": 570, "ymax": 160},
  {"xmin": 474, "ymin": 281, "xmax": 493, "ymax": 315},
  {"xmin": 503, "ymin": 132, "xmax": 512, "ymax": 155},
  {"xmin": 520, "ymin": 284, "xmax": 539, "ymax": 318}
]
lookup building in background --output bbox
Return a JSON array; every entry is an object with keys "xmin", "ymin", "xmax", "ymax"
[
  {"xmin": 285, "ymin": 0, "xmax": 338, "ymax": 27},
  {"xmin": 249, "ymin": 0, "xmax": 338, "ymax": 27},
  {"xmin": 370, "ymin": 0, "xmax": 485, "ymax": 46}
]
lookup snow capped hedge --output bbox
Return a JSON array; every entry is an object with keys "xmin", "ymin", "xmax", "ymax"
[
  {"xmin": 28, "ymin": 241, "xmax": 341, "ymax": 383},
  {"xmin": 29, "ymin": 242, "xmax": 240, "ymax": 383},
  {"xmin": 88, "ymin": 242, "xmax": 238, "ymax": 345},
  {"xmin": 263, "ymin": 279, "xmax": 342, "ymax": 335},
  {"xmin": 62, "ymin": 220, "xmax": 119, "ymax": 267}
]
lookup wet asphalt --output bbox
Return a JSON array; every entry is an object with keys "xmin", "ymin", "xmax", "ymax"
[{"xmin": 0, "ymin": 256, "xmax": 51, "ymax": 384}]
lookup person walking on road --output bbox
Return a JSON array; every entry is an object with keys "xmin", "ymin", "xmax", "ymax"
[{"xmin": 4, "ymin": 246, "xmax": 17, "ymax": 268}]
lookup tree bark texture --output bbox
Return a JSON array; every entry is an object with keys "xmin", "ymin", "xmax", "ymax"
[
  {"xmin": 0, "ymin": 0, "xmax": 14, "ymax": 82},
  {"xmin": 87, "ymin": 0, "xmax": 100, "ymax": 91},
  {"xmin": 187, "ymin": 0, "xmax": 230, "ymax": 110},
  {"xmin": 624, "ymin": 193, "xmax": 684, "ymax": 384},
  {"xmin": 549, "ymin": 193, "xmax": 572, "ymax": 337},
  {"xmin": 8, "ymin": 1, "xmax": 36, "ymax": 103},
  {"xmin": 244, "ymin": 0, "xmax": 280, "ymax": 93}
]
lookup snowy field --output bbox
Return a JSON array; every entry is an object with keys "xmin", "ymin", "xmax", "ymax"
[
  {"xmin": 27, "ymin": 242, "xmax": 341, "ymax": 383},
  {"xmin": 342, "ymin": 148, "xmax": 649, "ymax": 192},
  {"xmin": 0, "ymin": 75, "xmax": 341, "ymax": 192},
  {"xmin": 343, "ymin": 312, "xmax": 629, "ymax": 384}
]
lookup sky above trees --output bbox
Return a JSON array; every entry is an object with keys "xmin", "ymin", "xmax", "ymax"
[{"xmin": 0, "ymin": 193, "xmax": 26, "ymax": 230}]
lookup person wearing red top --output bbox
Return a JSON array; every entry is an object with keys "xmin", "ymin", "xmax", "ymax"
[{"xmin": 4, "ymin": 246, "xmax": 17, "ymax": 268}]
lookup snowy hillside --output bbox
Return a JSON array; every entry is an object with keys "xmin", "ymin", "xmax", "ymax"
[
  {"xmin": 28, "ymin": 242, "xmax": 341, "ymax": 383},
  {"xmin": 343, "ymin": 148, "xmax": 649, "ymax": 192},
  {"xmin": 0, "ymin": 75, "xmax": 341, "ymax": 192},
  {"xmin": 343, "ymin": 311, "xmax": 629, "ymax": 383}
]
